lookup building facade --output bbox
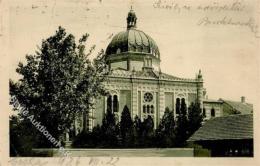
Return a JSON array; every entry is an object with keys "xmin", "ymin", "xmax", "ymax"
[
  {"xmin": 66, "ymin": 9, "xmax": 253, "ymax": 145},
  {"xmin": 77, "ymin": 9, "xmax": 206, "ymax": 132}
]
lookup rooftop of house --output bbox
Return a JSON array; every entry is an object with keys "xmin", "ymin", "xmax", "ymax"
[
  {"xmin": 203, "ymin": 97, "xmax": 253, "ymax": 114},
  {"xmin": 219, "ymin": 99, "xmax": 253, "ymax": 114},
  {"xmin": 188, "ymin": 114, "xmax": 253, "ymax": 142}
]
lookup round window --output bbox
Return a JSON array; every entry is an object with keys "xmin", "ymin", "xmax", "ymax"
[{"xmin": 144, "ymin": 92, "xmax": 153, "ymax": 102}]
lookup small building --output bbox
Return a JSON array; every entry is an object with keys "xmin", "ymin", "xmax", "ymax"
[
  {"xmin": 202, "ymin": 99, "xmax": 223, "ymax": 120},
  {"xmin": 219, "ymin": 96, "xmax": 253, "ymax": 115},
  {"xmin": 188, "ymin": 114, "xmax": 253, "ymax": 157},
  {"xmin": 202, "ymin": 96, "xmax": 253, "ymax": 120}
]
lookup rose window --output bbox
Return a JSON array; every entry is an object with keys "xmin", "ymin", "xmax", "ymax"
[{"xmin": 144, "ymin": 92, "xmax": 153, "ymax": 102}]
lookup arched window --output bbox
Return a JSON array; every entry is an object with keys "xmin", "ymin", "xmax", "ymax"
[
  {"xmin": 147, "ymin": 105, "xmax": 150, "ymax": 113},
  {"xmin": 181, "ymin": 98, "xmax": 185, "ymax": 104},
  {"xmin": 181, "ymin": 98, "xmax": 186, "ymax": 114},
  {"xmin": 107, "ymin": 95, "xmax": 112, "ymax": 111},
  {"xmin": 151, "ymin": 105, "xmax": 154, "ymax": 114},
  {"xmin": 211, "ymin": 108, "xmax": 215, "ymax": 117},
  {"xmin": 113, "ymin": 95, "xmax": 119, "ymax": 112},
  {"xmin": 143, "ymin": 105, "xmax": 146, "ymax": 113}
]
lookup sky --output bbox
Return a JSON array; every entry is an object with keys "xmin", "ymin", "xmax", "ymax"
[{"xmin": 7, "ymin": 0, "xmax": 260, "ymax": 105}]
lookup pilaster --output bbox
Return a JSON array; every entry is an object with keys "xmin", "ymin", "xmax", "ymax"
[
  {"xmin": 158, "ymin": 82, "xmax": 165, "ymax": 123},
  {"xmin": 132, "ymin": 83, "xmax": 138, "ymax": 118}
]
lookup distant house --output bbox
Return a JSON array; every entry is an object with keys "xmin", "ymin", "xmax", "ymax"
[
  {"xmin": 203, "ymin": 99, "xmax": 223, "ymax": 120},
  {"xmin": 202, "ymin": 96, "xmax": 253, "ymax": 120},
  {"xmin": 188, "ymin": 114, "xmax": 253, "ymax": 157},
  {"xmin": 219, "ymin": 96, "xmax": 253, "ymax": 115}
]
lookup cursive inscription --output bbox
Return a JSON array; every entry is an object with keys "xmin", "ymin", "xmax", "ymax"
[
  {"xmin": 153, "ymin": 0, "xmax": 259, "ymax": 38},
  {"xmin": 196, "ymin": 1, "xmax": 245, "ymax": 12},
  {"xmin": 153, "ymin": 0, "xmax": 245, "ymax": 12},
  {"xmin": 89, "ymin": 157, "xmax": 120, "ymax": 166},
  {"xmin": 197, "ymin": 16, "xmax": 259, "ymax": 38},
  {"xmin": 153, "ymin": 0, "xmax": 191, "ymax": 13},
  {"xmin": 9, "ymin": 158, "xmax": 48, "ymax": 166}
]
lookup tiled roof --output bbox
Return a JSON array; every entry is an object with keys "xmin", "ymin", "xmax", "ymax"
[
  {"xmin": 109, "ymin": 69, "xmax": 132, "ymax": 77},
  {"xmin": 155, "ymin": 71, "xmax": 195, "ymax": 82},
  {"xmin": 220, "ymin": 99, "xmax": 253, "ymax": 114},
  {"xmin": 188, "ymin": 114, "xmax": 253, "ymax": 141},
  {"xmin": 108, "ymin": 69, "xmax": 197, "ymax": 82}
]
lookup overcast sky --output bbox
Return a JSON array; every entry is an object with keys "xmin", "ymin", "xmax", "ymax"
[{"xmin": 7, "ymin": 0, "xmax": 260, "ymax": 105}]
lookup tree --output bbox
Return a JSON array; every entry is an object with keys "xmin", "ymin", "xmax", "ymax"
[
  {"xmin": 132, "ymin": 115, "xmax": 142, "ymax": 147},
  {"xmin": 10, "ymin": 116, "xmax": 40, "ymax": 156},
  {"xmin": 72, "ymin": 124, "xmax": 103, "ymax": 148},
  {"xmin": 156, "ymin": 107, "xmax": 176, "ymax": 147},
  {"xmin": 101, "ymin": 108, "xmax": 118, "ymax": 147},
  {"xmin": 175, "ymin": 98, "xmax": 181, "ymax": 114},
  {"xmin": 120, "ymin": 105, "xmax": 133, "ymax": 147},
  {"xmin": 188, "ymin": 102, "xmax": 203, "ymax": 137},
  {"xmin": 175, "ymin": 98, "xmax": 189, "ymax": 147},
  {"xmin": 9, "ymin": 27, "xmax": 108, "ymax": 148},
  {"xmin": 91, "ymin": 124, "xmax": 102, "ymax": 147},
  {"xmin": 143, "ymin": 115, "xmax": 154, "ymax": 137},
  {"xmin": 141, "ymin": 115, "xmax": 155, "ymax": 147}
]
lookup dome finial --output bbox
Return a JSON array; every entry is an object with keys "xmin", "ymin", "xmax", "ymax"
[
  {"xmin": 198, "ymin": 69, "xmax": 202, "ymax": 79},
  {"xmin": 127, "ymin": 7, "xmax": 137, "ymax": 29}
]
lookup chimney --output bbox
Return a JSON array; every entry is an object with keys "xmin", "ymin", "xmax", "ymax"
[{"xmin": 241, "ymin": 96, "xmax": 245, "ymax": 103}]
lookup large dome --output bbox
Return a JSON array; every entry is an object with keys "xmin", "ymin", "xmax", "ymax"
[
  {"xmin": 105, "ymin": 29, "xmax": 160, "ymax": 59},
  {"xmin": 105, "ymin": 8, "xmax": 160, "ymax": 60},
  {"xmin": 105, "ymin": 8, "xmax": 161, "ymax": 72}
]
